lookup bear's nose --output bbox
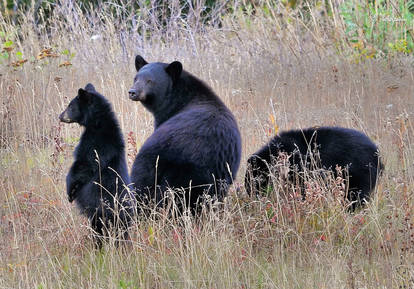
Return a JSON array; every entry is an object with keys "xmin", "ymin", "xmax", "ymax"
[{"xmin": 129, "ymin": 88, "xmax": 137, "ymax": 99}]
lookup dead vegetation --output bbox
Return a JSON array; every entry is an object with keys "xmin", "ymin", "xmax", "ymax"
[{"xmin": 1, "ymin": 1, "xmax": 414, "ymax": 288}]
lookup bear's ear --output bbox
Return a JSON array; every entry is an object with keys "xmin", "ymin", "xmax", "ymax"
[
  {"xmin": 78, "ymin": 88, "xmax": 92, "ymax": 104},
  {"xmin": 165, "ymin": 61, "xmax": 182, "ymax": 84},
  {"xmin": 84, "ymin": 83, "xmax": 96, "ymax": 92},
  {"xmin": 135, "ymin": 55, "xmax": 148, "ymax": 71}
]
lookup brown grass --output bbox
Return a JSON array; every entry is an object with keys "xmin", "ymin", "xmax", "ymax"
[{"xmin": 1, "ymin": 1, "xmax": 414, "ymax": 288}]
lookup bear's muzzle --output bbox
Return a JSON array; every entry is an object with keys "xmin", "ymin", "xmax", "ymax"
[
  {"xmin": 59, "ymin": 110, "xmax": 73, "ymax": 123},
  {"xmin": 129, "ymin": 88, "xmax": 146, "ymax": 102}
]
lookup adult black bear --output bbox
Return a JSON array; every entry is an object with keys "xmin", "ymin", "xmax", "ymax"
[
  {"xmin": 245, "ymin": 126, "xmax": 383, "ymax": 210},
  {"xmin": 60, "ymin": 83, "xmax": 135, "ymax": 246},
  {"xmin": 128, "ymin": 55, "xmax": 241, "ymax": 213}
]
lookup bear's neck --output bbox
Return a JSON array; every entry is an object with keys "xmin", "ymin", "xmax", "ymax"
[
  {"xmin": 153, "ymin": 73, "xmax": 224, "ymax": 128},
  {"xmin": 153, "ymin": 96, "xmax": 188, "ymax": 128},
  {"xmin": 83, "ymin": 113, "xmax": 124, "ymax": 147}
]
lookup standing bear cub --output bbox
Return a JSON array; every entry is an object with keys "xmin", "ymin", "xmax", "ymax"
[
  {"xmin": 245, "ymin": 126, "xmax": 383, "ymax": 210},
  {"xmin": 129, "ymin": 55, "xmax": 242, "ymax": 213},
  {"xmin": 60, "ymin": 83, "xmax": 135, "ymax": 246}
]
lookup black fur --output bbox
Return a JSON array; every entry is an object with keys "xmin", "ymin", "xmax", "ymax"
[
  {"xmin": 129, "ymin": 56, "xmax": 242, "ymax": 213},
  {"xmin": 60, "ymin": 83, "xmax": 135, "ymax": 246},
  {"xmin": 245, "ymin": 126, "xmax": 383, "ymax": 209}
]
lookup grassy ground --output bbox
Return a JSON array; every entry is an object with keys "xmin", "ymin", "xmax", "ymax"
[{"xmin": 1, "ymin": 1, "xmax": 414, "ymax": 288}]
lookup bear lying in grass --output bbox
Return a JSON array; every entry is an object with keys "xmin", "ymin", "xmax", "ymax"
[
  {"xmin": 128, "ymin": 55, "xmax": 242, "ymax": 214},
  {"xmin": 60, "ymin": 83, "xmax": 135, "ymax": 246},
  {"xmin": 245, "ymin": 126, "xmax": 383, "ymax": 210}
]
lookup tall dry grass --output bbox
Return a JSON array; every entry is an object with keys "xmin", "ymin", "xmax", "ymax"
[{"xmin": 1, "ymin": 1, "xmax": 414, "ymax": 288}]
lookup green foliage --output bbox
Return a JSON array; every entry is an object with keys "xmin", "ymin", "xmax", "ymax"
[
  {"xmin": 408, "ymin": 0, "xmax": 414, "ymax": 13},
  {"xmin": 15, "ymin": 51, "xmax": 22, "ymax": 59},
  {"xmin": 118, "ymin": 279, "xmax": 134, "ymax": 289},
  {"xmin": 340, "ymin": 0, "xmax": 414, "ymax": 56},
  {"xmin": 61, "ymin": 49, "xmax": 75, "ymax": 60},
  {"xmin": 388, "ymin": 38, "xmax": 412, "ymax": 53},
  {"xmin": 3, "ymin": 40, "xmax": 13, "ymax": 47}
]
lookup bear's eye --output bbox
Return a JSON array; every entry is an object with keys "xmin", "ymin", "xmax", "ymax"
[{"xmin": 146, "ymin": 79, "xmax": 153, "ymax": 85}]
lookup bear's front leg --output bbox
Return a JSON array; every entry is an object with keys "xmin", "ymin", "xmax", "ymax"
[
  {"xmin": 67, "ymin": 181, "xmax": 80, "ymax": 202},
  {"xmin": 66, "ymin": 160, "xmax": 94, "ymax": 202}
]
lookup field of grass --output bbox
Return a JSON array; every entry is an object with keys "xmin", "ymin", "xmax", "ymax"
[{"xmin": 1, "ymin": 1, "xmax": 414, "ymax": 288}]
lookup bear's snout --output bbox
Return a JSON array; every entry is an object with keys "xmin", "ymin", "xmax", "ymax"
[
  {"xmin": 128, "ymin": 88, "xmax": 137, "ymax": 100},
  {"xmin": 129, "ymin": 88, "xmax": 146, "ymax": 102},
  {"xmin": 59, "ymin": 110, "xmax": 73, "ymax": 123}
]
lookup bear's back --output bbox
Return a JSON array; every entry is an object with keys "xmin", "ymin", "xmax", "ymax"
[
  {"xmin": 275, "ymin": 127, "xmax": 380, "ymax": 168},
  {"xmin": 140, "ymin": 102, "xmax": 241, "ymax": 179}
]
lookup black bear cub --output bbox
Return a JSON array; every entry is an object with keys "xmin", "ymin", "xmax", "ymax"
[
  {"xmin": 60, "ymin": 83, "xmax": 135, "ymax": 246},
  {"xmin": 245, "ymin": 126, "xmax": 383, "ymax": 210},
  {"xmin": 129, "ymin": 55, "xmax": 242, "ymax": 213}
]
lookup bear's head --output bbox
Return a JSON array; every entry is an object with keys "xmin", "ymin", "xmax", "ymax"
[
  {"xmin": 59, "ymin": 83, "xmax": 108, "ymax": 128},
  {"xmin": 129, "ymin": 55, "xmax": 183, "ymax": 112}
]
